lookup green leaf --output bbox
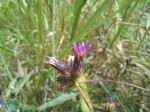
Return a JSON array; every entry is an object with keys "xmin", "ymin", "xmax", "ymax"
[
  {"xmin": 7, "ymin": 99, "xmax": 20, "ymax": 112},
  {"xmin": 38, "ymin": 92, "xmax": 77, "ymax": 111}
]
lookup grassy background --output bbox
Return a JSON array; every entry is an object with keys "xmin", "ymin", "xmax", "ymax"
[{"xmin": 0, "ymin": 0, "xmax": 150, "ymax": 111}]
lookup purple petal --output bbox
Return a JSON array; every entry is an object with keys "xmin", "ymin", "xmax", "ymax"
[
  {"xmin": 47, "ymin": 56, "xmax": 51, "ymax": 60},
  {"xmin": 109, "ymin": 97, "xmax": 113, "ymax": 104},
  {"xmin": 81, "ymin": 42, "xmax": 85, "ymax": 51},
  {"xmin": 79, "ymin": 42, "xmax": 85, "ymax": 56},
  {"xmin": 44, "ymin": 61, "xmax": 49, "ymax": 65},
  {"xmin": 73, "ymin": 43, "xmax": 78, "ymax": 54},
  {"xmin": 85, "ymin": 44, "xmax": 91, "ymax": 52},
  {"xmin": 78, "ymin": 43, "xmax": 82, "ymax": 52}
]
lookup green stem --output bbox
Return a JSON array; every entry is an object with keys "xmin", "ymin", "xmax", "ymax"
[{"xmin": 75, "ymin": 75, "xmax": 93, "ymax": 112}]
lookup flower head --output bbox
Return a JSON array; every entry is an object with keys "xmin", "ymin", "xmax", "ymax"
[
  {"xmin": 109, "ymin": 97, "xmax": 113, "ymax": 104},
  {"xmin": 105, "ymin": 97, "xmax": 115, "ymax": 112},
  {"xmin": 44, "ymin": 56, "xmax": 71, "ymax": 75},
  {"xmin": 73, "ymin": 42, "xmax": 91, "ymax": 61},
  {"xmin": 44, "ymin": 42, "xmax": 91, "ymax": 86}
]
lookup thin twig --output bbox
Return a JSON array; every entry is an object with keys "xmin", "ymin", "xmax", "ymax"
[{"xmin": 80, "ymin": 79, "xmax": 150, "ymax": 93}]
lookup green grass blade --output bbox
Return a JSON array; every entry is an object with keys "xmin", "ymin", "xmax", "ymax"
[
  {"xmin": 70, "ymin": 0, "xmax": 85, "ymax": 40},
  {"xmin": 136, "ymin": 26, "xmax": 150, "ymax": 50},
  {"xmin": 18, "ymin": 0, "xmax": 36, "ymax": 28},
  {"xmin": 15, "ymin": 70, "xmax": 34, "ymax": 95},
  {"xmin": 6, "ymin": 78, "xmax": 17, "ymax": 97},
  {"xmin": 110, "ymin": 0, "xmax": 140, "ymax": 48},
  {"xmin": 72, "ymin": 0, "xmax": 113, "ymax": 42},
  {"xmin": 60, "ymin": 0, "xmax": 113, "ymax": 60},
  {"xmin": 38, "ymin": 92, "xmax": 77, "ymax": 111},
  {"xmin": 0, "ymin": 52, "xmax": 13, "ymax": 80},
  {"xmin": 36, "ymin": 0, "xmax": 44, "ymax": 46}
]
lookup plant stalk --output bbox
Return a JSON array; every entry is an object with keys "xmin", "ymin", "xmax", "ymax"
[{"xmin": 75, "ymin": 75, "xmax": 93, "ymax": 112}]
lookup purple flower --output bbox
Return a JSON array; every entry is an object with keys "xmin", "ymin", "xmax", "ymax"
[
  {"xmin": 73, "ymin": 42, "xmax": 91, "ymax": 61},
  {"xmin": 44, "ymin": 56, "xmax": 71, "ymax": 75},
  {"xmin": 105, "ymin": 97, "xmax": 115, "ymax": 112},
  {"xmin": 109, "ymin": 97, "xmax": 113, "ymax": 104},
  {"xmin": 44, "ymin": 42, "xmax": 91, "ymax": 85}
]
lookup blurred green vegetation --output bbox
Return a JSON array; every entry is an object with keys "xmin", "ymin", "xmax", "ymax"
[{"xmin": 0, "ymin": 0, "xmax": 150, "ymax": 112}]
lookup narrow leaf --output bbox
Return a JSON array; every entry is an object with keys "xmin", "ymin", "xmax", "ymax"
[{"xmin": 38, "ymin": 92, "xmax": 77, "ymax": 111}]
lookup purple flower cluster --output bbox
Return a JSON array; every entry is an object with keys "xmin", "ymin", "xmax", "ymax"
[
  {"xmin": 73, "ymin": 42, "xmax": 91, "ymax": 61},
  {"xmin": 44, "ymin": 42, "xmax": 91, "ymax": 85}
]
